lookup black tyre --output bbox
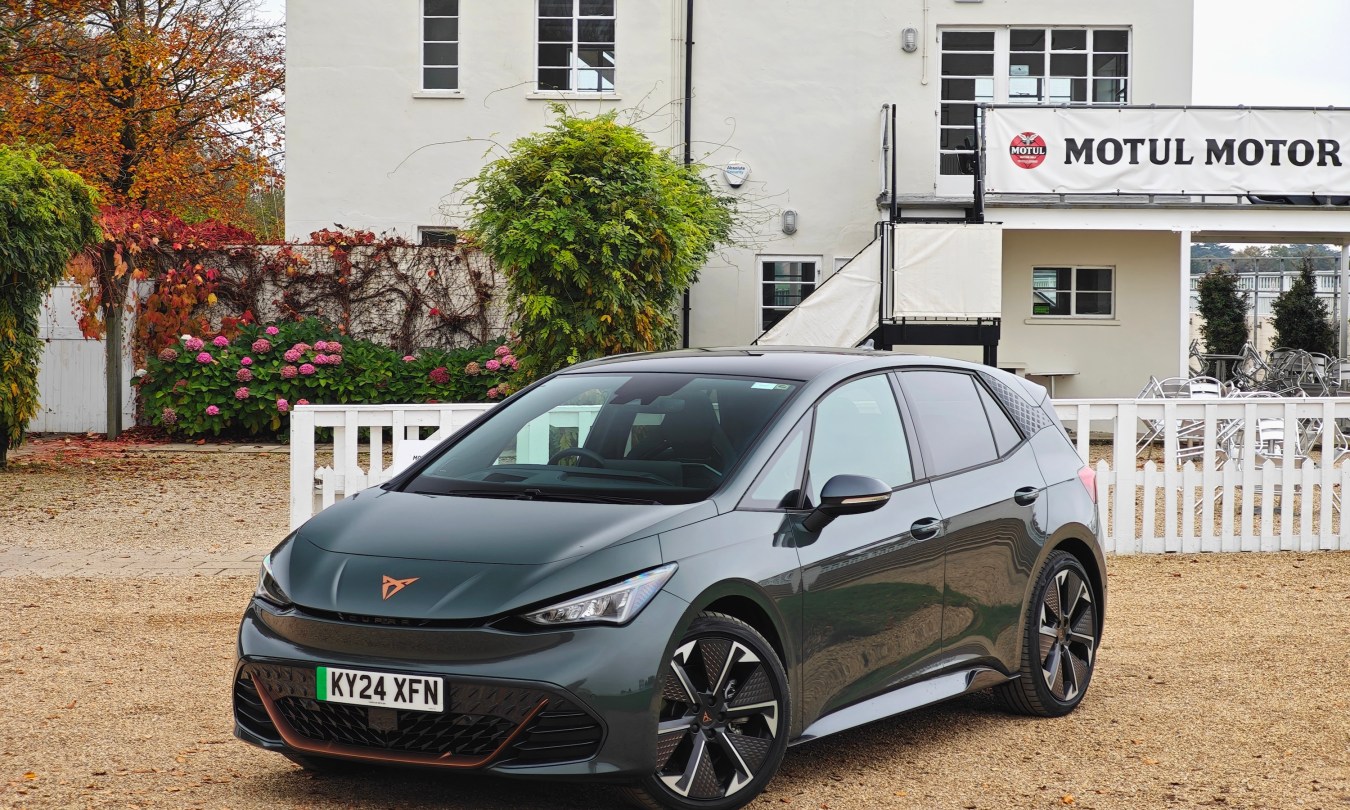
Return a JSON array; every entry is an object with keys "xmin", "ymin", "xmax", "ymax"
[
  {"xmin": 997, "ymin": 550, "xmax": 1099, "ymax": 717},
  {"xmin": 624, "ymin": 612, "xmax": 790, "ymax": 810}
]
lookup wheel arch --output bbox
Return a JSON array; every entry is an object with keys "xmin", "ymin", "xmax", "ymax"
[{"xmin": 1046, "ymin": 533, "xmax": 1107, "ymax": 638}]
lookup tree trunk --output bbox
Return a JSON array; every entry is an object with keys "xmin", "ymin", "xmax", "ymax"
[
  {"xmin": 0, "ymin": 419, "xmax": 8, "ymax": 469},
  {"xmin": 105, "ymin": 302, "xmax": 124, "ymax": 439}
]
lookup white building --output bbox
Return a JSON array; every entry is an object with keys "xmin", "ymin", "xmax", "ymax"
[{"xmin": 285, "ymin": 0, "xmax": 1350, "ymax": 397}]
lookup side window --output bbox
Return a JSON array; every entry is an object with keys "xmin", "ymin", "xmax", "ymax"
[
  {"xmin": 742, "ymin": 418, "xmax": 808, "ymax": 510},
  {"xmin": 902, "ymin": 370, "xmax": 1000, "ymax": 476},
  {"xmin": 976, "ymin": 382, "xmax": 1023, "ymax": 455},
  {"xmin": 805, "ymin": 375, "xmax": 913, "ymax": 506}
]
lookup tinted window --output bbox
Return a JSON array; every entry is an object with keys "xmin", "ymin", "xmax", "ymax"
[
  {"xmin": 902, "ymin": 370, "xmax": 999, "ymax": 476},
  {"xmin": 977, "ymin": 381, "xmax": 1023, "ymax": 455},
  {"xmin": 806, "ymin": 375, "xmax": 913, "ymax": 505},
  {"xmin": 742, "ymin": 418, "xmax": 808, "ymax": 510},
  {"xmin": 409, "ymin": 373, "xmax": 798, "ymax": 504}
]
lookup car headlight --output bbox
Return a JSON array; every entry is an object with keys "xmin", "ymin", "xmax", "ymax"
[
  {"xmin": 522, "ymin": 563, "xmax": 677, "ymax": 626},
  {"xmin": 254, "ymin": 552, "xmax": 292, "ymax": 607}
]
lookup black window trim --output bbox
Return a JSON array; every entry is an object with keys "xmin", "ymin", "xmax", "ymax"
[{"xmin": 894, "ymin": 367, "xmax": 1028, "ymax": 484}]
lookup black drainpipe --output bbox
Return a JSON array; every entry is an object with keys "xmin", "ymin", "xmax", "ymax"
[{"xmin": 681, "ymin": 0, "xmax": 694, "ymax": 348}]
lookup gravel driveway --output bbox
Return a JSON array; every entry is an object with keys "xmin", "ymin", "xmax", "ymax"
[{"xmin": 2, "ymin": 446, "xmax": 1348, "ymax": 809}]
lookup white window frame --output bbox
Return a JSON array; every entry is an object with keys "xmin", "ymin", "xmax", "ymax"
[
  {"xmin": 421, "ymin": 0, "xmax": 460, "ymax": 92},
  {"xmin": 1031, "ymin": 265, "xmax": 1115, "ymax": 319},
  {"xmin": 936, "ymin": 27, "xmax": 1131, "ymax": 196},
  {"xmin": 535, "ymin": 0, "xmax": 616, "ymax": 95},
  {"xmin": 759, "ymin": 255, "xmax": 821, "ymax": 332}
]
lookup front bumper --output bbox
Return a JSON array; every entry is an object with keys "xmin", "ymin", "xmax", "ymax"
[{"xmin": 233, "ymin": 590, "xmax": 688, "ymax": 780}]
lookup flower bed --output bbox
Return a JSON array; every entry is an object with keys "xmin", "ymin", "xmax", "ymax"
[{"xmin": 138, "ymin": 319, "xmax": 521, "ymax": 438}]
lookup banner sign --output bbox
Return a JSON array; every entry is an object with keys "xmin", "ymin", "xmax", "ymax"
[{"xmin": 983, "ymin": 106, "xmax": 1350, "ymax": 196}]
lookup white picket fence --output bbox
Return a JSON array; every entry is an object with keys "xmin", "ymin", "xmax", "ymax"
[
  {"xmin": 287, "ymin": 397, "xmax": 1350, "ymax": 553},
  {"xmin": 1053, "ymin": 397, "xmax": 1350, "ymax": 553}
]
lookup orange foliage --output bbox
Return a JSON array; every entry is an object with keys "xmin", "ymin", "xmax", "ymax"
[{"xmin": 0, "ymin": 0, "xmax": 283, "ymax": 223}]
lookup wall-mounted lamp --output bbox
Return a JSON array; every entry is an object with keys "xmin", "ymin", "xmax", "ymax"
[
  {"xmin": 901, "ymin": 27, "xmax": 918, "ymax": 53},
  {"xmin": 781, "ymin": 209, "xmax": 798, "ymax": 235}
]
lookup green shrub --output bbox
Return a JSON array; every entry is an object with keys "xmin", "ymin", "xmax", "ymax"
[{"xmin": 137, "ymin": 318, "xmax": 522, "ymax": 439}]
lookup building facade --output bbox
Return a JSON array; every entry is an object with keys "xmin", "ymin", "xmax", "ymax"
[{"xmin": 285, "ymin": 1, "xmax": 1350, "ymax": 397}]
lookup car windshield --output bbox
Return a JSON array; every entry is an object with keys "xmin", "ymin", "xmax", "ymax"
[{"xmin": 404, "ymin": 372, "xmax": 800, "ymax": 504}]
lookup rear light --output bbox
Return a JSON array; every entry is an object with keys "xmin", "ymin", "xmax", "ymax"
[{"xmin": 1077, "ymin": 465, "xmax": 1097, "ymax": 504}]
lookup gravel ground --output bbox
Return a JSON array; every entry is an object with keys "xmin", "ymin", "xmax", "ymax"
[{"xmin": 2, "ymin": 448, "xmax": 1349, "ymax": 809}]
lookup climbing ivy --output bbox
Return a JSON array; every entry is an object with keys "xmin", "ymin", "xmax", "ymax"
[
  {"xmin": 0, "ymin": 146, "xmax": 100, "ymax": 468},
  {"xmin": 463, "ymin": 106, "xmax": 736, "ymax": 379}
]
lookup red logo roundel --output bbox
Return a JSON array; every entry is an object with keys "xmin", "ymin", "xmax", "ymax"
[{"xmin": 1009, "ymin": 132, "xmax": 1048, "ymax": 169}]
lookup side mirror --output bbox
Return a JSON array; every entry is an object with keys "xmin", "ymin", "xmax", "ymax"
[{"xmin": 800, "ymin": 474, "xmax": 892, "ymax": 533}]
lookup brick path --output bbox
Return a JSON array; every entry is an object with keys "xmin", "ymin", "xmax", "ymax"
[{"xmin": 0, "ymin": 548, "xmax": 263, "ymax": 577}]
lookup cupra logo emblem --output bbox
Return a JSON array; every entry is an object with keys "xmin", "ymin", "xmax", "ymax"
[{"xmin": 381, "ymin": 575, "xmax": 419, "ymax": 600}]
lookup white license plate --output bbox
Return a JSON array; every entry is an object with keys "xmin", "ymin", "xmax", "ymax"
[{"xmin": 316, "ymin": 666, "xmax": 444, "ymax": 712}]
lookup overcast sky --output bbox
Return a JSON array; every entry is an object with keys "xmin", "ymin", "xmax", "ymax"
[{"xmin": 253, "ymin": 0, "xmax": 1350, "ymax": 106}]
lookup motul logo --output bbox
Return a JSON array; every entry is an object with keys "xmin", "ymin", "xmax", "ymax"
[{"xmin": 1009, "ymin": 132, "xmax": 1047, "ymax": 169}]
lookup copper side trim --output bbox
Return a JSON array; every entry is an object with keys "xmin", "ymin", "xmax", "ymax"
[{"xmin": 252, "ymin": 678, "xmax": 548, "ymax": 769}]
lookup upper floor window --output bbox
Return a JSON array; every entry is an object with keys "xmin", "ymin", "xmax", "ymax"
[
  {"xmin": 422, "ymin": 0, "xmax": 459, "ymax": 91},
  {"xmin": 1032, "ymin": 266, "xmax": 1115, "ymax": 318},
  {"xmin": 538, "ymin": 0, "xmax": 615, "ymax": 93},
  {"xmin": 940, "ymin": 27, "xmax": 1130, "ymax": 178}
]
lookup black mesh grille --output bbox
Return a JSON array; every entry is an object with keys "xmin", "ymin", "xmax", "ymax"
[
  {"xmin": 238, "ymin": 664, "xmax": 602, "ymax": 765},
  {"xmin": 233, "ymin": 675, "xmax": 280, "ymax": 743},
  {"xmin": 506, "ymin": 700, "xmax": 605, "ymax": 766},
  {"xmin": 980, "ymin": 372, "xmax": 1051, "ymax": 436}
]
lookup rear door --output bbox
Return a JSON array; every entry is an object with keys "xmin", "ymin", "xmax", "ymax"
[{"xmin": 896, "ymin": 369, "xmax": 1048, "ymax": 675}]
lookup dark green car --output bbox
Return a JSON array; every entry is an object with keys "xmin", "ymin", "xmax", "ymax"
[{"xmin": 234, "ymin": 348, "xmax": 1104, "ymax": 810}]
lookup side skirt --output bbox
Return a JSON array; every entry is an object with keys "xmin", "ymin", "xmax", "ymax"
[{"xmin": 791, "ymin": 667, "xmax": 1011, "ymax": 745}]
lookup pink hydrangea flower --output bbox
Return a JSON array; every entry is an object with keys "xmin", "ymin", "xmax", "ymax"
[
  {"xmin": 487, "ymin": 387, "xmax": 500, "ymax": 399},
  {"xmin": 501, "ymin": 354, "xmax": 516, "ymax": 365},
  {"xmin": 508, "ymin": 358, "xmax": 519, "ymax": 370},
  {"xmin": 251, "ymin": 338, "xmax": 272, "ymax": 353},
  {"xmin": 158, "ymin": 347, "xmax": 178, "ymax": 362},
  {"xmin": 265, "ymin": 325, "xmax": 279, "ymax": 336},
  {"xmin": 485, "ymin": 359, "xmax": 501, "ymax": 372},
  {"xmin": 326, "ymin": 353, "xmax": 341, "ymax": 365},
  {"xmin": 160, "ymin": 407, "xmax": 178, "ymax": 426},
  {"xmin": 464, "ymin": 361, "xmax": 481, "ymax": 376},
  {"xmin": 196, "ymin": 351, "xmax": 213, "ymax": 364},
  {"xmin": 314, "ymin": 340, "xmax": 329, "ymax": 352},
  {"xmin": 299, "ymin": 363, "xmax": 316, "ymax": 376},
  {"xmin": 281, "ymin": 365, "xmax": 298, "ymax": 379},
  {"xmin": 402, "ymin": 355, "xmax": 416, "ymax": 363},
  {"xmin": 498, "ymin": 383, "xmax": 514, "ymax": 396},
  {"xmin": 184, "ymin": 337, "xmax": 204, "ymax": 352},
  {"xmin": 205, "ymin": 405, "xmax": 220, "ymax": 416},
  {"xmin": 327, "ymin": 342, "xmax": 342, "ymax": 353},
  {"xmin": 495, "ymin": 345, "xmax": 510, "ymax": 357},
  {"xmin": 241, "ymin": 356, "xmax": 253, "ymax": 366},
  {"xmin": 276, "ymin": 398, "xmax": 289, "ymax": 413},
  {"xmin": 212, "ymin": 335, "xmax": 229, "ymax": 348},
  {"xmin": 429, "ymin": 366, "xmax": 451, "ymax": 385},
  {"xmin": 236, "ymin": 368, "xmax": 253, "ymax": 382},
  {"xmin": 293, "ymin": 342, "xmax": 311, "ymax": 353},
  {"xmin": 283, "ymin": 349, "xmax": 302, "ymax": 363},
  {"xmin": 313, "ymin": 354, "xmax": 329, "ymax": 365},
  {"xmin": 296, "ymin": 399, "xmax": 310, "ymax": 406},
  {"xmin": 234, "ymin": 386, "xmax": 250, "ymax": 400}
]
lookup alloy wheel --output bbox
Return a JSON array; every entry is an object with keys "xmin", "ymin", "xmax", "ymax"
[
  {"xmin": 653, "ymin": 636, "xmax": 782, "ymax": 801},
  {"xmin": 1037, "ymin": 567, "xmax": 1097, "ymax": 703}
]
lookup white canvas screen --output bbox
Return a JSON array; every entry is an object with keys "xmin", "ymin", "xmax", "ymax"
[
  {"xmin": 985, "ymin": 106, "xmax": 1350, "ymax": 196},
  {"xmin": 755, "ymin": 239, "xmax": 881, "ymax": 347},
  {"xmin": 892, "ymin": 224, "xmax": 1002, "ymax": 319}
]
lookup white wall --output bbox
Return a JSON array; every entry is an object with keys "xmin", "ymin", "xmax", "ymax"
[{"xmin": 286, "ymin": 0, "xmax": 680, "ymax": 239}]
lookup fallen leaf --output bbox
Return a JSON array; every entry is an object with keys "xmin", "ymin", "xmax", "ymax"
[
  {"xmin": 1143, "ymin": 757, "xmax": 1159, "ymax": 765},
  {"xmin": 1062, "ymin": 795, "xmax": 1076, "ymax": 805},
  {"xmin": 23, "ymin": 772, "xmax": 37, "ymax": 780}
]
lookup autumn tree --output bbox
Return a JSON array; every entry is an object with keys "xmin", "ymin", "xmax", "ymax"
[
  {"xmin": 0, "ymin": 0, "xmax": 283, "ymax": 436},
  {"xmin": 0, "ymin": 146, "xmax": 100, "ymax": 468}
]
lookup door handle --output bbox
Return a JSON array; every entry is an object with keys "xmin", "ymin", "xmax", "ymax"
[
  {"xmin": 1014, "ymin": 486, "xmax": 1042, "ymax": 506},
  {"xmin": 910, "ymin": 517, "xmax": 942, "ymax": 540}
]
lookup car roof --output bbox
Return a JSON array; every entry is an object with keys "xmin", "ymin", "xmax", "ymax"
[{"xmin": 558, "ymin": 346, "xmax": 977, "ymax": 381}]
